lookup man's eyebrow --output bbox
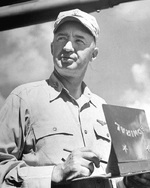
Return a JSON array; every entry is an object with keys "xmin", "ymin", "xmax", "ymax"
[
  {"xmin": 75, "ymin": 35, "xmax": 85, "ymax": 40},
  {"xmin": 56, "ymin": 32, "xmax": 68, "ymax": 37}
]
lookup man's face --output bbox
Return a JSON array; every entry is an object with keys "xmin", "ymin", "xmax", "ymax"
[{"xmin": 51, "ymin": 21, "xmax": 98, "ymax": 78}]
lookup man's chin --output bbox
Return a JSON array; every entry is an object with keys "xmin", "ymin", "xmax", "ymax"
[{"xmin": 61, "ymin": 62, "xmax": 76, "ymax": 69}]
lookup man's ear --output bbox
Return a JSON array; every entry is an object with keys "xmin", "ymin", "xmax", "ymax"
[
  {"xmin": 51, "ymin": 42, "xmax": 54, "ymax": 55},
  {"xmin": 92, "ymin": 47, "xmax": 98, "ymax": 61}
]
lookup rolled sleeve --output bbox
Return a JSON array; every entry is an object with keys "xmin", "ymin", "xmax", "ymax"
[{"xmin": 18, "ymin": 166, "xmax": 54, "ymax": 188}]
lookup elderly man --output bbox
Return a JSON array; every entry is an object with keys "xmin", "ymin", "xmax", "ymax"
[{"xmin": 0, "ymin": 8, "xmax": 150, "ymax": 188}]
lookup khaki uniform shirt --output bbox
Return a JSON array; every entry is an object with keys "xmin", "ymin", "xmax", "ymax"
[{"xmin": 0, "ymin": 72, "xmax": 124, "ymax": 188}]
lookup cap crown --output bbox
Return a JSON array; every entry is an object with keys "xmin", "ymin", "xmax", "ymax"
[{"xmin": 54, "ymin": 9, "xmax": 100, "ymax": 40}]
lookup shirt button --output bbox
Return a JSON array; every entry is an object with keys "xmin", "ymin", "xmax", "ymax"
[
  {"xmin": 84, "ymin": 130, "xmax": 88, "ymax": 134},
  {"xmin": 53, "ymin": 82, "xmax": 58, "ymax": 88},
  {"xmin": 53, "ymin": 127, "xmax": 57, "ymax": 131}
]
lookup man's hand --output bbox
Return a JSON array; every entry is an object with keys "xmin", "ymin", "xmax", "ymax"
[
  {"xmin": 124, "ymin": 173, "xmax": 150, "ymax": 188},
  {"xmin": 51, "ymin": 147, "xmax": 101, "ymax": 183}
]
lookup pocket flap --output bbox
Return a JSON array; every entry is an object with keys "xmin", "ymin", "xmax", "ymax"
[
  {"xmin": 94, "ymin": 119, "xmax": 110, "ymax": 142},
  {"xmin": 33, "ymin": 123, "xmax": 73, "ymax": 140}
]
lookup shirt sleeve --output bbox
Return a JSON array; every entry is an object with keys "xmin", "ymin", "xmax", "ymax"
[
  {"xmin": 0, "ymin": 92, "xmax": 53, "ymax": 188},
  {"xmin": 17, "ymin": 166, "xmax": 54, "ymax": 188}
]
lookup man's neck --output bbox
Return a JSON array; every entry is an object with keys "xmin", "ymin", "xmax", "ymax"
[
  {"xmin": 54, "ymin": 70, "xmax": 83, "ymax": 99},
  {"xmin": 65, "ymin": 81, "xmax": 82, "ymax": 100}
]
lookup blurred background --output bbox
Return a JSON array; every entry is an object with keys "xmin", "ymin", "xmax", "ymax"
[{"xmin": 0, "ymin": 0, "xmax": 150, "ymax": 123}]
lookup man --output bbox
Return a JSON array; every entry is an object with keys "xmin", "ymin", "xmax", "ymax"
[{"xmin": 0, "ymin": 8, "xmax": 150, "ymax": 188}]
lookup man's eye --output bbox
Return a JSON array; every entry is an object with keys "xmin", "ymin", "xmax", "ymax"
[
  {"xmin": 57, "ymin": 37, "xmax": 66, "ymax": 42},
  {"xmin": 76, "ymin": 39, "xmax": 84, "ymax": 44}
]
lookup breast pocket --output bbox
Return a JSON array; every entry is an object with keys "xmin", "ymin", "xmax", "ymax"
[
  {"xmin": 33, "ymin": 124, "xmax": 73, "ymax": 140},
  {"xmin": 93, "ymin": 119, "xmax": 111, "ymax": 163},
  {"xmin": 32, "ymin": 124, "xmax": 74, "ymax": 164},
  {"xmin": 94, "ymin": 119, "xmax": 110, "ymax": 142}
]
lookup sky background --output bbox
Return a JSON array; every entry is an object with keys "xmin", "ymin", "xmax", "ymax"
[{"xmin": 0, "ymin": 0, "xmax": 150, "ymax": 123}]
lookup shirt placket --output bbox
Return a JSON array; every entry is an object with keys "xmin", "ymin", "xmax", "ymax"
[{"xmin": 66, "ymin": 96, "xmax": 87, "ymax": 148}]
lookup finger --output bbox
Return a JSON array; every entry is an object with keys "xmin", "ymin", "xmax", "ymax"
[
  {"xmin": 66, "ymin": 166, "xmax": 91, "ymax": 180},
  {"xmin": 134, "ymin": 174, "xmax": 150, "ymax": 186},
  {"xmin": 80, "ymin": 151, "xmax": 99, "ymax": 167},
  {"xmin": 87, "ymin": 155, "xmax": 100, "ymax": 168},
  {"xmin": 125, "ymin": 176, "xmax": 142, "ymax": 188},
  {"xmin": 80, "ymin": 147, "xmax": 102, "ymax": 160},
  {"xmin": 62, "ymin": 153, "xmax": 93, "ymax": 175},
  {"xmin": 66, "ymin": 152, "xmax": 95, "ymax": 174},
  {"xmin": 78, "ymin": 148, "xmax": 100, "ymax": 168},
  {"xmin": 141, "ymin": 173, "xmax": 150, "ymax": 180},
  {"xmin": 71, "ymin": 147, "xmax": 102, "ymax": 161},
  {"xmin": 80, "ymin": 158, "xmax": 95, "ymax": 174},
  {"xmin": 66, "ymin": 147, "xmax": 100, "ymax": 173},
  {"xmin": 66, "ymin": 171, "xmax": 79, "ymax": 181},
  {"xmin": 126, "ymin": 175, "xmax": 150, "ymax": 188}
]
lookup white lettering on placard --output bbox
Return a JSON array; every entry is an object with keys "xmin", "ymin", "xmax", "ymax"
[{"xmin": 114, "ymin": 121, "xmax": 144, "ymax": 137}]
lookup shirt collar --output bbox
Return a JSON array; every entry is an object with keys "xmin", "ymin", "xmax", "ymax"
[
  {"xmin": 47, "ymin": 71, "xmax": 97, "ymax": 106},
  {"xmin": 47, "ymin": 72, "xmax": 64, "ymax": 101}
]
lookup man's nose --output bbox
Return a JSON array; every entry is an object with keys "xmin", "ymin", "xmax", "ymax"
[{"xmin": 63, "ymin": 41, "xmax": 74, "ymax": 52}]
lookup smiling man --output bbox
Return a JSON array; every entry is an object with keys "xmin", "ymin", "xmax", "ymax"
[{"xmin": 0, "ymin": 8, "xmax": 150, "ymax": 188}]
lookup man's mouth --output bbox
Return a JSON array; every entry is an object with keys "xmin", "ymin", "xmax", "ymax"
[{"xmin": 61, "ymin": 57, "xmax": 74, "ymax": 64}]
